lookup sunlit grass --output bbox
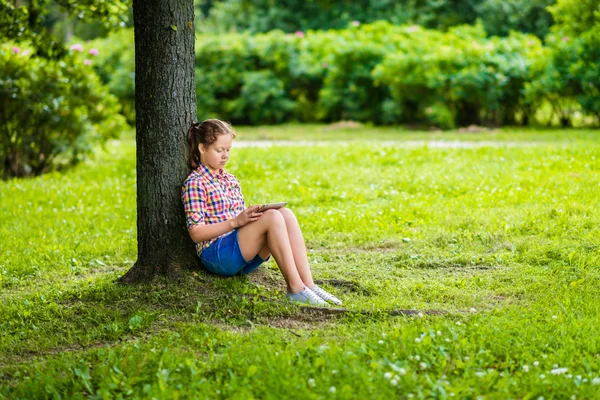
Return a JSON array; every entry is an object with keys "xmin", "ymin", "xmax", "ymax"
[{"xmin": 1, "ymin": 127, "xmax": 599, "ymax": 398}]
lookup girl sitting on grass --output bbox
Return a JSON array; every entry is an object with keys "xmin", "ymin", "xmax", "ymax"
[{"xmin": 182, "ymin": 119, "xmax": 342, "ymax": 306}]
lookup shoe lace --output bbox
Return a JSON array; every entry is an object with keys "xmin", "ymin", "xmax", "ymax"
[{"xmin": 304, "ymin": 288, "xmax": 324, "ymax": 303}]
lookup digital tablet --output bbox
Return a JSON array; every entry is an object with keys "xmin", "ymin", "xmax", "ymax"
[{"xmin": 257, "ymin": 202, "xmax": 288, "ymax": 212}]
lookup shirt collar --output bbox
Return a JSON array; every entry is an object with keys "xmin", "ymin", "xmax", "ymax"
[{"xmin": 197, "ymin": 163, "xmax": 225, "ymax": 181}]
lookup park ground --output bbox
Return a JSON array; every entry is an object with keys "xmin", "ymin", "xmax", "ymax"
[{"xmin": 1, "ymin": 125, "xmax": 599, "ymax": 399}]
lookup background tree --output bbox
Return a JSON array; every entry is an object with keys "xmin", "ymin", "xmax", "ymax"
[{"xmin": 119, "ymin": 0, "xmax": 200, "ymax": 282}]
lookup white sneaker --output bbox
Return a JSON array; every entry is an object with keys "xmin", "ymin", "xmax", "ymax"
[
  {"xmin": 286, "ymin": 287, "xmax": 327, "ymax": 306},
  {"xmin": 310, "ymin": 285, "xmax": 342, "ymax": 305}
]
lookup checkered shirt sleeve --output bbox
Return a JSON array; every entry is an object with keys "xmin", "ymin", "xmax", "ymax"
[{"xmin": 181, "ymin": 176, "xmax": 206, "ymax": 229}]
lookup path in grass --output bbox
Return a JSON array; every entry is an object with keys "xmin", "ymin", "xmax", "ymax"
[{"xmin": 236, "ymin": 140, "xmax": 546, "ymax": 148}]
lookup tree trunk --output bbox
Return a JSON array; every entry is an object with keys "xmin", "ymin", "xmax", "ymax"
[{"xmin": 120, "ymin": 0, "xmax": 200, "ymax": 283}]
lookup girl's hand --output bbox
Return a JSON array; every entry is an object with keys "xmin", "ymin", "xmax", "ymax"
[{"xmin": 232, "ymin": 205, "xmax": 263, "ymax": 228}]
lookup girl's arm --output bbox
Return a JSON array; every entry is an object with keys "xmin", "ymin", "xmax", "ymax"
[
  {"xmin": 188, "ymin": 219, "xmax": 238, "ymax": 244},
  {"xmin": 188, "ymin": 205, "xmax": 263, "ymax": 244}
]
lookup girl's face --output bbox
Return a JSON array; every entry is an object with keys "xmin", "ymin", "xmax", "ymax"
[{"xmin": 200, "ymin": 134, "xmax": 233, "ymax": 172}]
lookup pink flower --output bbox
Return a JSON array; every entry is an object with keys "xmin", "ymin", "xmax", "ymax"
[
  {"xmin": 12, "ymin": 46, "xmax": 21, "ymax": 54},
  {"xmin": 562, "ymin": 36, "xmax": 569, "ymax": 42},
  {"xmin": 352, "ymin": 20, "xmax": 360, "ymax": 27},
  {"xmin": 89, "ymin": 48, "xmax": 99, "ymax": 56},
  {"xmin": 70, "ymin": 43, "xmax": 84, "ymax": 52},
  {"xmin": 84, "ymin": 59, "xmax": 93, "ymax": 66},
  {"xmin": 322, "ymin": 62, "xmax": 328, "ymax": 68},
  {"xmin": 294, "ymin": 31, "xmax": 305, "ymax": 38}
]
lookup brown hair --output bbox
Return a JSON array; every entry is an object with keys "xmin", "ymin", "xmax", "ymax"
[{"xmin": 187, "ymin": 119, "xmax": 236, "ymax": 169}]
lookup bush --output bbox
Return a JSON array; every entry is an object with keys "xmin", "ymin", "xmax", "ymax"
[
  {"xmin": 88, "ymin": 30, "xmax": 136, "ymax": 124},
  {"xmin": 524, "ymin": 35, "xmax": 581, "ymax": 127},
  {"xmin": 92, "ymin": 22, "xmax": 596, "ymax": 128},
  {"xmin": 0, "ymin": 43, "xmax": 126, "ymax": 179},
  {"xmin": 576, "ymin": 26, "xmax": 600, "ymax": 122},
  {"xmin": 373, "ymin": 24, "xmax": 545, "ymax": 128}
]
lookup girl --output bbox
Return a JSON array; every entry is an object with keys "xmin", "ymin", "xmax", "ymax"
[{"xmin": 182, "ymin": 119, "xmax": 342, "ymax": 306}]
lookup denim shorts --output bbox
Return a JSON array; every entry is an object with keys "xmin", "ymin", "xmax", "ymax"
[{"xmin": 200, "ymin": 229, "xmax": 269, "ymax": 277}]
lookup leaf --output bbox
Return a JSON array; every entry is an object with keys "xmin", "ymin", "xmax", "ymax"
[
  {"xmin": 247, "ymin": 365, "xmax": 258, "ymax": 377},
  {"xmin": 128, "ymin": 315, "xmax": 143, "ymax": 330},
  {"xmin": 170, "ymin": 24, "xmax": 177, "ymax": 31}
]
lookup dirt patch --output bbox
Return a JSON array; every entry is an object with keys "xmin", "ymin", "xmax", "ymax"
[
  {"xmin": 456, "ymin": 125, "xmax": 499, "ymax": 134},
  {"xmin": 265, "ymin": 316, "xmax": 332, "ymax": 330},
  {"xmin": 314, "ymin": 279, "xmax": 374, "ymax": 296},
  {"xmin": 247, "ymin": 267, "xmax": 287, "ymax": 292},
  {"xmin": 326, "ymin": 120, "xmax": 364, "ymax": 130}
]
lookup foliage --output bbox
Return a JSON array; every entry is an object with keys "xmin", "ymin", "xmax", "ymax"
[
  {"xmin": 0, "ymin": 43, "xmax": 126, "ymax": 179},
  {"xmin": 198, "ymin": 0, "xmax": 555, "ymax": 38},
  {"xmin": 87, "ymin": 29, "xmax": 136, "ymax": 124},
  {"xmin": 576, "ymin": 26, "xmax": 600, "ymax": 121},
  {"xmin": 0, "ymin": 0, "xmax": 129, "ymax": 58},
  {"xmin": 1, "ymin": 128, "xmax": 600, "ymax": 397},
  {"xmin": 474, "ymin": 0, "xmax": 555, "ymax": 37},
  {"xmin": 547, "ymin": 0, "xmax": 600, "ymax": 36}
]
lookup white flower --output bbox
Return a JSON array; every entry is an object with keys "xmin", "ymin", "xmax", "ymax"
[
  {"xmin": 415, "ymin": 355, "xmax": 421, "ymax": 361},
  {"xmin": 308, "ymin": 378, "xmax": 316, "ymax": 387},
  {"xmin": 470, "ymin": 308, "xmax": 477, "ymax": 313},
  {"xmin": 398, "ymin": 368, "xmax": 407, "ymax": 376},
  {"xmin": 390, "ymin": 378, "xmax": 399, "ymax": 386},
  {"xmin": 552, "ymin": 315, "xmax": 557, "ymax": 320},
  {"xmin": 415, "ymin": 338, "xmax": 421, "ymax": 343},
  {"xmin": 445, "ymin": 338, "xmax": 451, "ymax": 342},
  {"xmin": 419, "ymin": 362, "xmax": 427, "ymax": 370},
  {"xmin": 542, "ymin": 354, "xmax": 547, "ymax": 359},
  {"xmin": 533, "ymin": 361, "xmax": 539, "ymax": 367},
  {"xmin": 567, "ymin": 374, "xmax": 572, "ymax": 379},
  {"xmin": 384, "ymin": 372, "xmax": 392, "ymax": 380},
  {"xmin": 456, "ymin": 321, "xmax": 462, "ymax": 325},
  {"xmin": 523, "ymin": 365, "xmax": 530, "ymax": 372},
  {"xmin": 464, "ymin": 356, "xmax": 470, "ymax": 361},
  {"xmin": 540, "ymin": 374, "xmax": 546, "ymax": 379},
  {"xmin": 592, "ymin": 377, "xmax": 600, "ymax": 385},
  {"xmin": 475, "ymin": 371, "xmax": 485, "ymax": 378},
  {"xmin": 436, "ymin": 331, "xmax": 442, "ymax": 336},
  {"xmin": 551, "ymin": 367, "xmax": 568, "ymax": 375},
  {"xmin": 329, "ymin": 386, "xmax": 336, "ymax": 394},
  {"xmin": 379, "ymin": 340, "xmax": 384, "ymax": 344},
  {"xmin": 417, "ymin": 312, "xmax": 424, "ymax": 318},
  {"xmin": 331, "ymin": 369, "xmax": 338, "ymax": 374}
]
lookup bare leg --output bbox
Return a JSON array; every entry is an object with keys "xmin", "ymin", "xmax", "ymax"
[
  {"xmin": 237, "ymin": 210, "xmax": 304, "ymax": 293},
  {"xmin": 277, "ymin": 208, "xmax": 314, "ymax": 287}
]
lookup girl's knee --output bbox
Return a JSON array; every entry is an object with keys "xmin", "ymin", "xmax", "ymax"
[
  {"xmin": 262, "ymin": 209, "xmax": 286, "ymax": 225},
  {"xmin": 278, "ymin": 207, "xmax": 296, "ymax": 222}
]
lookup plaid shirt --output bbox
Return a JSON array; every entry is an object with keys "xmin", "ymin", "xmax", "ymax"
[{"xmin": 181, "ymin": 163, "xmax": 246, "ymax": 254}]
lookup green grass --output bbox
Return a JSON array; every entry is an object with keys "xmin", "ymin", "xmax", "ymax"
[{"xmin": 1, "ymin": 126, "xmax": 600, "ymax": 399}]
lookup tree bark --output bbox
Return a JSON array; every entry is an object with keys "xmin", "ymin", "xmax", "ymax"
[{"xmin": 120, "ymin": 0, "xmax": 200, "ymax": 283}]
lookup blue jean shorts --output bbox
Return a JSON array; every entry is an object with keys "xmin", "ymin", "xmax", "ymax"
[{"xmin": 200, "ymin": 229, "xmax": 269, "ymax": 277}]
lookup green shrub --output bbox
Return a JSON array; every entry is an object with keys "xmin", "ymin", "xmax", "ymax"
[
  {"xmin": 373, "ymin": 24, "xmax": 544, "ymax": 128},
  {"xmin": 525, "ymin": 35, "xmax": 581, "ymax": 127},
  {"xmin": 0, "ymin": 43, "xmax": 126, "ymax": 179},
  {"xmin": 91, "ymin": 22, "xmax": 595, "ymax": 128},
  {"xmin": 88, "ymin": 30, "xmax": 136, "ymax": 124},
  {"xmin": 574, "ymin": 27, "xmax": 600, "ymax": 123}
]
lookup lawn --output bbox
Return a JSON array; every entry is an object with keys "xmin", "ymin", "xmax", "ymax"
[{"xmin": 1, "ymin": 126, "xmax": 599, "ymax": 399}]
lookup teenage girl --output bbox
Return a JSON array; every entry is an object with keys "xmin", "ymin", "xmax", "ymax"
[{"xmin": 182, "ymin": 119, "xmax": 342, "ymax": 306}]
